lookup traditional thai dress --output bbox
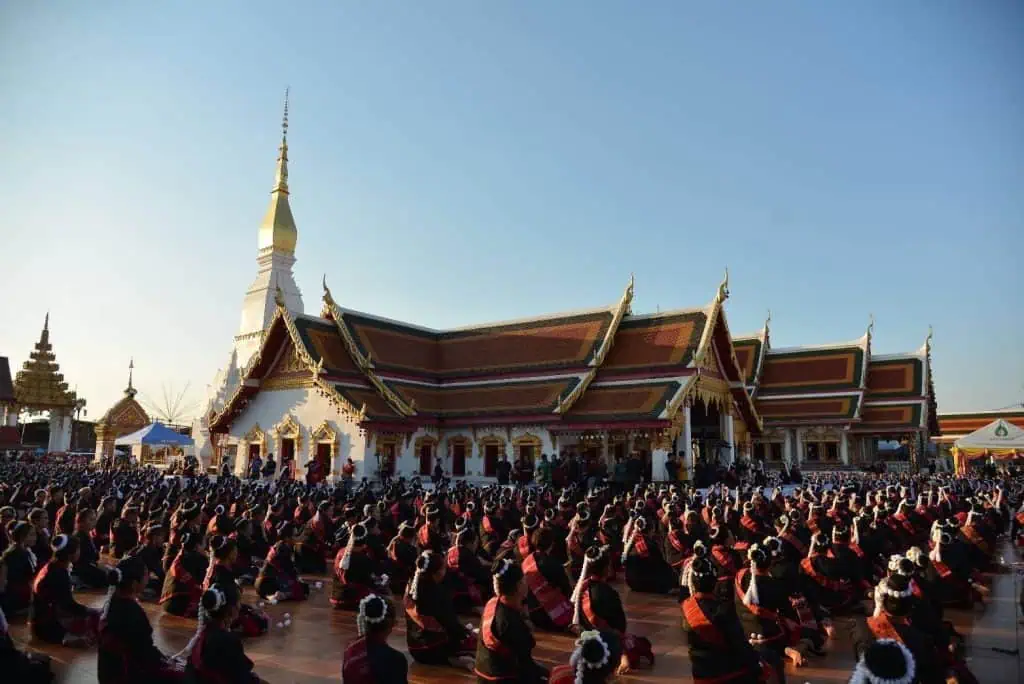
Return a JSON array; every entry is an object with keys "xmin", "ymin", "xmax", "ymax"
[
  {"xmin": 0, "ymin": 545, "xmax": 37, "ymax": 616},
  {"xmin": 734, "ymin": 567, "xmax": 824, "ymax": 657},
  {"xmin": 479, "ymin": 515, "xmax": 506, "ymax": 559},
  {"xmin": 474, "ymin": 596, "xmax": 549, "ymax": 683},
  {"xmin": 341, "ymin": 634, "xmax": 409, "ymax": 683},
  {"xmin": 98, "ymin": 594, "xmax": 184, "ymax": 683},
  {"xmin": 404, "ymin": 579, "xmax": 477, "ymax": 665},
  {"xmin": 417, "ymin": 524, "xmax": 446, "ymax": 555},
  {"xmin": 799, "ymin": 551, "xmax": 858, "ymax": 613},
  {"xmin": 662, "ymin": 528, "xmax": 696, "ymax": 573},
  {"xmin": 624, "ymin": 531, "xmax": 675, "ymax": 594},
  {"xmin": 255, "ymin": 542, "xmax": 310, "ymax": 601},
  {"xmin": 203, "ymin": 562, "xmax": 268, "ymax": 637},
  {"xmin": 330, "ymin": 546, "xmax": 376, "ymax": 610},
  {"xmin": 160, "ymin": 549, "xmax": 207, "ymax": 617},
  {"xmin": 295, "ymin": 514, "xmax": 330, "ymax": 574},
  {"xmin": 576, "ymin": 576, "xmax": 654, "ymax": 669},
  {"xmin": 135, "ymin": 542, "xmax": 165, "ymax": 599},
  {"xmin": 184, "ymin": 624, "xmax": 261, "ymax": 684},
  {"xmin": 522, "ymin": 550, "xmax": 572, "ymax": 631},
  {"xmin": 445, "ymin": 545, "xmax": 487, "ymax": 614},
  {"xmin": 72, "ymin": 530, "xmax": 109, "ymax": 588},
  {"xmin": 681, "ymin": 592, "xmax": 768, "ymax": 684},
  {"xmin": 30, "ymin": 561, "xmax": 99, "ymax": 644},
  {"xmin": 853, "ymin": 613, "xmax": 946, "ymax": 684},
  {"xmin": 110, "ymin": 519, "xmax": 139, "ymax": 559},
  {"xmin": 0, "ymin": 606, "xmax": 53, "ymax": 684},
  {"xmin": 386, "ymin": 536, "xmax": 418, "ymax": 595}
]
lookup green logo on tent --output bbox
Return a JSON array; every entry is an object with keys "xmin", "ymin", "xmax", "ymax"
[{"xmin": 994, "ymin": 422, "xmax": 1009, "ymax": 438}]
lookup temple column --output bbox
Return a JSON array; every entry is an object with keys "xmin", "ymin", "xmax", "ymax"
[
  {"xmin": 794, "ymin": 428, "xmax": 804, "ymax": 466},
  {"xmin": 683, "ymin": 403, "xmax": 693, "ymax": 479},
  {"xmin": 725, "ymin": 412, "xmax": 736, "ymax": 465},
  {"xmin": 840, "ymin": 431, "xmax": 850, "ymax": 465},
  {"xmin": 784, "ymin": 429, "xmax": 793, "ymax": 466}
]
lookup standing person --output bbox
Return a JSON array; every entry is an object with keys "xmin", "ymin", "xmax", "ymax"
[
  {"xmin": 261, "ymin": 454, "xmax": 277, "ymax": 483},
  {"xmin": 496, "ymin": 458, "xmax": 512, "ymax": 486},
  {"xmin": 97, "ymin": 556, "xmax": 185, "ymax": 683},
  {"xmin": 536, "ymin": 454, "xmax": 552, "ymax": 487},
  {"xmin": 341, "ymin": 594, "xmax": 408, "ymax": 683},
  {"xmin": 433, "ymin": 457, "xmax": 445, "ymax": 487},
  {"xmin": 247, "ymin": 454, "xmax": 262, "ymax": 481},
  {"xmin": 342, "ymin": 458, "xmax": 356, "ymax": 494}
]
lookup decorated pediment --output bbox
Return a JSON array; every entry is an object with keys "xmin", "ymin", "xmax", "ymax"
[
  {"xmin": 311, "ymin": 420, "xmax": 338, "ymax": 444},
  {"xmin": 243, "ymin": 423, "xmax": 266, "ymax": 442},
  {"xmin": 274, "ymin": 413, "xmax": 301, "ymax": 437}
]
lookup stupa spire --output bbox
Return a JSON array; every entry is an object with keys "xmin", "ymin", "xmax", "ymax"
[
  {"xmin": 258, "ymin": 87, "xmax": 297, "ymax": 254},
  {"xmin": 125, "ymin": 358, "xmax": 137, "ymax": 398}
]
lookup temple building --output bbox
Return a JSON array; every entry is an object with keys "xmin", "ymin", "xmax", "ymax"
[
  {"xmin": 932, "ymin": 408, "xmax": 1024, "ymax": 465},
  {"xmin": 196, "ymin": 97, "xmax": 939, "ymax": 482},
  {"xmin": 9, "ymin": 314, "xmax": 84, "ymax": 453},
  {"xmin": 0, "ymin": 357, "xmax": 19, "ymax": 453},
  {"xmin": 93, "ymin": 360, "xmax": 150, "ymax": 462}
]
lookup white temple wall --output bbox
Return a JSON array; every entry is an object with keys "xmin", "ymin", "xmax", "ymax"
[{"xmin": 226, "ymin": 388, "xmax": 366, "ymax": 481}]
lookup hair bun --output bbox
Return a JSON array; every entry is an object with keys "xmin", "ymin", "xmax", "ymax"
[{"xmin": 693, "ymin": 540, "xmax": 708, "ymax": 558}]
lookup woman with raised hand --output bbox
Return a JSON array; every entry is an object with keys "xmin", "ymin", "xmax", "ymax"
[
  {"xmin": 182, "ymin": 584, "xmax": 268, "ymax": 684},
  {"xmin": 474, "ymin": 558, "xmax": 549, "ymax": 683},
  {"xmin": 97, "ymin": 555, "xmax": 184, "ymax": 683},
  {"xmin": 341, "ymin": 594, "xmax": 408, "ymax": 684},
  {"xmin": 549, "ymin": 630, "xmax": 621, "ymax": 684},
  {"xmin": 404, "ymin": 550, "xmax": 477, "ymax": 670}
]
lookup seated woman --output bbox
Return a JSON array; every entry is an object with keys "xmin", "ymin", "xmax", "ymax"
[
  {"xmin": 1, "ymin": 521, "xmax": 38, "ymax": 618},
  {"xmin": 446, "ymin": 527, "xmax": 490, "ymax": 615},
  {"xmin": 800, "ymin": 532, "xmax": 859, "ymax": 614},
  {"xmin": 622, "ymin": 516, "xmax": 675, "ymax": 595},
  {"xmin": 72, "ymin": 508, "xmax": 110, "ymax": 589},
  {"xmin": 295, "ymin": 502, "xmax": 333, "ymax": 575},
  {"xmin": 161, "ymin": 532, "xmax": 207, "ymax": 618},
  {"xmin": 97, "ymin": 556, "xmax": 185, "ymax": 683},
  {"xmin": 404, "ymin": 550, "xmax": 477, "ymax": 670},
  {"xmin": 549, "ymin": 630, "xmax": 621, "ymax": 684},
  {"xmin": 31, "ymin": 534, "xmax": 100, "ymax": 647},
  {"xmin": 0, "ymin": 556, "xmax": 53, "ymax": 684},
  {"xmin": 474, "ymin": 558, "xmax": 549, "ymax": 683},
  {"xmin": 331, "ymin": 524, "xmax": 386, "ymax": 610},
  {"xmin": 853, "ymin": 575, "xmax": 946, "ymax": 684},
  {"xmin": 182, "ymin": 585, "xmax": 266, "ymax": 684},
  {"xmin": 570, "ymin": 545, "xmax": 654, "ymax": 674},
  {"xmin": 848, "ymin": 639, "xmax": 918, "ymax": 684},
  {"xmin": 928, "ymin": 527, "xmax": 988, "ymax": 608},
  {"xmin": 255, "ymin": 523, "xmax": 310, "ymax": 602},
  {"xmin": 522, "ymin": 527, "xmax": 573, "ymax": 631},
  {"xmin": 203, "ymin": 537, "xmax": 268, "ymax": 638},
  {"xmin": 135, "ymin": 524, "xmax": 167, "ymax": 601},
  {"xmin": 681, "ymin": 554, "xmax": 772, "ymax": 684},
  {"xmin": 386, "ymin": 522, "xmax": 418, "ymax": 595},
  {"xmin": 735, "ymin": 543, "xmax": 828, "ymax": 672},
  {"xmin": 342, "ymin": 594, "xmax": 408, "ymax": 683}
]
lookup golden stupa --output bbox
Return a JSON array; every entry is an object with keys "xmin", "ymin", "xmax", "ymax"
[{"xmin": 257, "ymin": 88, "xmax": 297, "ymax": 254}]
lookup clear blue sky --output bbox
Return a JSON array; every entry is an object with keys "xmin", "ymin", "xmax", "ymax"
[{"xmin": 1, "ymin": 1, "xmax": 1021, "ymax": 420}]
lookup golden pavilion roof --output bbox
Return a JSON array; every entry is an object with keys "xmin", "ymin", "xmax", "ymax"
[
  {"xmin": 97, "ymin": 359, "xmax": 149, "ymax": 429},
  {"xmin": 14, "ymin": 313, "xmax": 79, "ymax": 410}
]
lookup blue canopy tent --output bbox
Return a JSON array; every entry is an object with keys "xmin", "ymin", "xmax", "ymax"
[{"xmin": 115, "ymin": 422, "xmax": 194, "ymax": 447}]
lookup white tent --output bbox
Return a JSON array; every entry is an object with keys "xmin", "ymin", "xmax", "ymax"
[{"xmin": 952, "ymin": 419, "xmax": 1024, "ymax": 472}]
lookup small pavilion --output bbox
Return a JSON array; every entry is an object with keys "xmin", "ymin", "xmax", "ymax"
[
  {"xmin": 94, "ymin": 359, "xmax": 150, "ymax": 462},
  {"xmin": 12, "ymin": 314, "xmax": 83, "ymax": 453}
]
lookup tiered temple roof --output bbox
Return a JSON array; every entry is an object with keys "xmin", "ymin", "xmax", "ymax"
[
  {"xmin": 209, "ymin": 274, "xmax": 934, "ymax": 439},
  {"xmin": 936, "ymin": 409, "xmax": 1024, "ymax": 442},
  {"xmin": 13, "ymin": 314, "xmax": 79, "ymax": 411},
  {"xmin": 210, "ymin": 273, "xmax": 762, "ymax": 436}
]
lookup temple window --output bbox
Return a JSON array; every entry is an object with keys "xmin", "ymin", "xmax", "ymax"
[
  {"xmin": 512, "ymin": 433, "xmax": 542, "ymax": 468},
  {"xmin": 449, "ymin": 437, "xmax": 468, "ymax": 477}
]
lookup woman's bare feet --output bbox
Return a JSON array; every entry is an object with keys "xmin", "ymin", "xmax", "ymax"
[
  {"xmin": 615, "ymin": 653, "xmax": 632, "ymax": 675},
  {"xmin": 784, "ymin": 646, "xmax": 806, "ymax": 667}
]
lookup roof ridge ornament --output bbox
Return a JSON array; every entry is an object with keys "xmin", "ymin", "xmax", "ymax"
[
  {"xmin": 717, "ymin": 267, "xmax": 730, "ymax": 302},
  {"xmin": 125, "ymin": 358, "xmax": 137, "ymax": 398},
  {"xmin": 322, "ymin": 274, "xmax": 335, "ymax": 306}
]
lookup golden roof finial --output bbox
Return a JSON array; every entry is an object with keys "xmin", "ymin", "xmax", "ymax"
[
  {"xmin": 44, "ymin": 311, "xmax": 50, "ymax": 333},
  {"xmin": 717, "ymin": 267, "xmax": 730, "ymax": 302},
  {"xmin": 867, "ymin": 313, "xmax": 875, "ymax": 338},
  {"xmin": 125, "ymin": 358, "xmax": 137, "ymax": 398},
  {"xmin": 258, "ymin": 87, "xmax": 298, "ymax": 254},
  {"xmin": 272, "ymin": 87, "xmax": 290, "ymax": 195},
  {"xmin": 765, "ymin": 308, "xmax": 772, "ymax": 332}
]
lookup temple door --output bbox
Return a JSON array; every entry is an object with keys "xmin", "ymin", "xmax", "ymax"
[
  {"xmin": 316, "ymin": 443, "xmax": 331, "ymax": 473},
  {"xmin": 419, "ymin": 443, "xmax": 432, "ymax": 475},
  {"xmin": 281, "ymin": 438, "xmax": 295, "ymax": 475},
  {"xmin": 248, "ymin": 443, "xmax": 260, "ymax": 470},
  {"xmin": 484, "ymin": 444, "xmax": 498, "ymax": 477},
  {"xmin": 452, "ymin": 442, "xmax": 466, "ymax": 477}
]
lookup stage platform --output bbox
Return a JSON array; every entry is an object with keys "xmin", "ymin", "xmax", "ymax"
[{"xmin": 9, "ymin": 545, "xmax": 1022, "ymax": 683}]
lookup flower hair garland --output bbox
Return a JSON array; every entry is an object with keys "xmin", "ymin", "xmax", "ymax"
[
  {"xmin": 493, "ymin": 558, "xmax": 513, "ymax": 596},
  {"xmin": 569, "ymin": 630, "xmax": 610, "ymax": 684},
  {"xmin": 848, "ymin": 639, "xmax": 915, "ymax": 684},
  {"xmin": 357, "ymin": 594, "xmax": 388, "ymax": 636}
]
